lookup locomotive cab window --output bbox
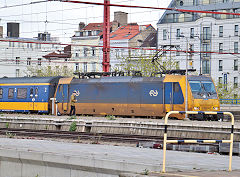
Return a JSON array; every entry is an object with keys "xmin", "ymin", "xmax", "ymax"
[
  {"xmin": 202, "ymin": 81, "xmax": 216, "ymax": 94},
  {"xmin": 173, "ymin": 83, "xmax": 180, "ymax": 92},
  {"xmin": 8, "ymin": 88, "xmax": 14, "ymax": 99},
  {"xmin": 17, "ymin": 88, "xmax": 27, "ymax": 99},
  {"xmin": 189, "ymin": 81, "xmax": 202, "ymax": 93},
  {"xmin": 0, "ymin": 88, "xmax": 3, "ymax": 99}
]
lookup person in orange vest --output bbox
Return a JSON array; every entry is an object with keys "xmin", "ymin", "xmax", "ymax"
[{"xmin": 70, "ymin": 91, "xmax": 77, "ymax": 116}]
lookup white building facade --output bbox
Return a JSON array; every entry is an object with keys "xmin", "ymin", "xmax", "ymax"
[
  {"xmin": 0, "ymin": 37, "xmax": 73, "ymax": 77},
  {"xmin": 157, "ymin": 0, "xmax": 240, "ymax": 97}
]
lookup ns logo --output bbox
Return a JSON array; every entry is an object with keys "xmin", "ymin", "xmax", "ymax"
[{"xmin": 149, "ymin": 90, "xmax": 158, "ymax": 97}]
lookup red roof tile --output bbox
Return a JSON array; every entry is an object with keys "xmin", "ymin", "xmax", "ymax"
[
  {"xmin": 109, "ymin": 24, "xmax": 151, "ymax": 40},
  {"xmin": 82, "ymin": 22, "xmax": 113, "ymax": 31}
]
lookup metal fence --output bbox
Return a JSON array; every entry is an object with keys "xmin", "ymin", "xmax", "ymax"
[
  {"xmin": 162, "ymin": 111, "xmax": 234, "ymax": 173},
  {"xmin": 220, "ymin": 99, "xmax": 240, "ymax": 104}
]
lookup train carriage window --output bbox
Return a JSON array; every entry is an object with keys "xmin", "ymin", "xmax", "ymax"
[
  {"xmin": 30, "ymin": 88, "xmax": 33, "ymax": 98},
  {"xmin": 17, "ymin": 88, "xmax": 27, "ymax": 99},
  {"xmin": 35, "ymin": 88, "xmax": 38, "ymax": 97},
  {"xmin": 8, "ymin": 88, "xmax": 14, "ymax": 99},
  {"xmin": 0, "ymin": 88, "xmax": 2, "ymax": 99},
  {"xmin": 173, "ymin": 83, "xmax": 180, "ymax": 92}
]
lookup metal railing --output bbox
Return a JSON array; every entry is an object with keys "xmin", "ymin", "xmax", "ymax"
[
  {"xmin": 162, "ymin": 111, "xmax": 234, "ymax": 173},
  {"xmin": 220, "ymin": 99, "xmax": 240, "ymax": 104}
]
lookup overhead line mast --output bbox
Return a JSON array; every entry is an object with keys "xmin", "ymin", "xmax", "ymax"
[{"xmin": 102, "ymin": 0, "xmax": 110, "ymax": 72}]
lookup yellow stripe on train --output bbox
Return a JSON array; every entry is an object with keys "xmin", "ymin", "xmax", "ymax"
[{"xmin": 0, "ymin": 102, "xmax": 48, "ymax": 111}]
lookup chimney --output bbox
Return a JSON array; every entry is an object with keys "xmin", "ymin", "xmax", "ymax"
[
  {"xmin": 114, "ymin": 11, "xmax": 128, "ymax": 26},
  {"xmin": 78, "ymin": 22, "xmax": 85, "ymax": 30},
  {"xmin": 7, "ymin": 22, "xmax": 19, "ymax": 38},
  {"xmin": 38, "ymin": 32, "xmax": 51, "ymax": 41}
]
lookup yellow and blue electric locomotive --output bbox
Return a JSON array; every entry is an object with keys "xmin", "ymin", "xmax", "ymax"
[{"xmin": 55, "ymin": 74, "xmax": 220, "ymax": 120}]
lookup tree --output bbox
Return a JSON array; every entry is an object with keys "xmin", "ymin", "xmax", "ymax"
[
  {"xmin": 112, "ymin": 52, "xmax": 179, "ymax": 77},
  {"xmin": 216, "ymin": 82, "xmax": 240, "ymax": 100},
  {"xmin": 25, "ymin": 65, "xmax": 75, "ymax": 77}
]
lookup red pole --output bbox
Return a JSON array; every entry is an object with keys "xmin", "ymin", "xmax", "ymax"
[{"xmin": 102, "ymin": 0, "xmax": 110, "ymax": 72}]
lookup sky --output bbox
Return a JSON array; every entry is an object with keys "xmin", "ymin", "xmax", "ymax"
[{"xmin": 0, "ymin": 0, "xmax": 172, "ymax": 43}]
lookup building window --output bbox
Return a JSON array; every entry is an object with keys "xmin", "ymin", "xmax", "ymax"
[
  {"xmin": 163, "ymin": 29, "xmax": 167, "ymax": 40},
  {"xmin": 218, "ymin": 77, "xmax": 223, "ymax": 86},
  {"xmin": 173, "ymin": 14, "xmax": 178, "ymax": 22},
  {"xmin": 63, "ymin": 66, "xmax": 67, "ymax": 75},
  {"xmin": 115, "ymin": 49, "xmax": 120, "ymax": 58},
  {"xmin": 190, "ymin": 28, "xmax": 194, "ymax": 38},
  {"xmin": 234, "ymin": 77, "xmax": 238, "ymax": 88},
  {"xmin": 75, "ymin": 63, "xmax": 79, "ymax": 71},
  {"xmin": 176, "ymin": 29, "xmax": 180, "ymax": 39},
  {"xmin": 203, "ymin": 27, "xmax": 211, "ymax": 40},
  {"xmin": 176, "ymin": 46, "xmax": 180, "ymax": 56},
  {"xmin": 84, "ymin": 48, "xmax": 88, "ymax": 57},
  {"xmin": 38, "ymin": 58, "xmax": 42, "ymax": 66},
  {"xmin": 8, "ymin": 88, "xmax": 14, "ymax": 99},
  {"xmin": 234, "ymin": 59, "xmax": 238, "ymax": 71},
  {"xmin": 202, "ymin": 60, "xmax": 210, "ymax": 74},
  {"xmin": 16, "ymin": 69, "xmax": 20, "ymax": 77},
  {"xmin": 219, "ymin": 43, "xmax": 223, "ymax": 53},
  {"xmin": 92, "ymin": 47, "xmax": 96, "ymax": 56},
  {"xmin": 16, "ymin": 57, "xmax": 20, "ymax": 65},
  {"xmin": 234, "ymin": 25, "xmax": 239, "ymax": 36},
  {"xmin": 162, "ymin": 46, "xmax": 166, "ymax": 56},
  {"xmin": 203, "ymin": 44, "xmax": 210, "ymax": 57},
  {"xmin": 88, "ymin": 31, "xmax": 92, "ymax": 36},
  {"xmin": 219, "ymin": 60, "xmax": 223, "ymax": 71},
  {"xmin": 176, "ymin": 61, "xmax": 180, "ymax": 69},
  {"xmin": 27, "ymin": 58, "xmax": 31, "ymax": 65},
  {"xmin": 0, "ymin": 88, "xmax": 2, "ymax": 99},
  {"xmin": 189, "ymin": 44, "xmax": 194, "ymax": 54},
  {"xmin": 219, "ymin": 26, "xmax": 223, "ymax": 37},
  {"xmin": 83, "ymin": 62, "xmax": 87, "ymax": 72},
  {"xmin": 92, "ymin": 62, "xmax": 96, "ymax": 72},
  {"xmin": 234, "ymin": 42, "xmax": 238, "ymax": 53}
]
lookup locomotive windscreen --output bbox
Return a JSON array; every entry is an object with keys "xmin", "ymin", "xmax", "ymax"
[{"xmin": 189, "ymin": 80, "xmax": 217, "ymax": 99}]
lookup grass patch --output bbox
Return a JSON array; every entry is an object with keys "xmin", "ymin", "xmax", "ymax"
[{"xmin": 69, "ymin": 121, "xmax": 77, "ymax": 132}]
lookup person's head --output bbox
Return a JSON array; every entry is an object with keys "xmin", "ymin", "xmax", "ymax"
[{"xmin": 73, "ymin": 91, "xmax": 76, "ymax": 95}]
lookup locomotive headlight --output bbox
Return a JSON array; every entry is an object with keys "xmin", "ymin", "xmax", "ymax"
[
  {"xmin": 194, "ymin": 107, "xmax": 200, "ymax": 110},
  {"xmin": 213, "ymin": 107, "xmax": 219, "ymax": 110}
]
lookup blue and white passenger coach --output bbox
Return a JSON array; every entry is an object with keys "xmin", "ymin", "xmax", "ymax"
[{"xmin": 0, "ymin": 77, "xmax": 61, "ymax": 113}]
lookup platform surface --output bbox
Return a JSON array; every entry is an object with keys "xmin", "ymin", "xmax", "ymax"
[{"xmin": 0, "ymin": 138, "xmax": 240, "ymax": 176}]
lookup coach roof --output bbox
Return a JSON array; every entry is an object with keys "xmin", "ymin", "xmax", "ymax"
[{"xmin": 0, "ymin": 76, "xmax": 62, "ymax": 84}]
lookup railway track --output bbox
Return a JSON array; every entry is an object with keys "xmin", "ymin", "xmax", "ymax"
[
  {"xmin": 0, "ymin": 128, "xmax": 165, "ymax": 143},
  {"xmin": 0, "ymin": 128, "xmax": 234, "ymax": 155}
]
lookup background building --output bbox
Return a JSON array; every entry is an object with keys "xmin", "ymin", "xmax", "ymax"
[
  {"xmin": 157, "ymin": 0, "xmax": 240, "ymax": 96},
  {"xmin": 71, "ymin": 11, "xmax": 128, "ymax": 73}
]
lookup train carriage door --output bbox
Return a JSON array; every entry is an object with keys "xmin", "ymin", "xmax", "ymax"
[
  {"xmin": 29, "ymin": 87, "xmax": 35, "ymax": 110},
  {"xmin": 29, "ymin": 86, "xmax": 40, "ymax": 111},
  {"xmin": 62, "ymin": 84, "xmax": 69, "ymax": 112},
  {"xmin": 164, "ymin": 82, "xmax": 173, "ymax": 112}
]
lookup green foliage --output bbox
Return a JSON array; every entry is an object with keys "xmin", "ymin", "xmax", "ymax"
[
  {"xmin": 141, "ymin": 169, "xmax": 149, "ymax": 175},
  {"xmin": 216, "ymin": 82, "xmax": 240, "ymax": 99},
  {"xmin": 5, "ymin": 122, "xmax": 9, "ymax": 128},
  {"xmin": 106, "ymin": 115, "xmax": 116, "ymax": 120},
  {"xmin": 113, "ymin": 52, "xmax": 178, "ymax": 77},
  {"xmin": 69, "ymin": 121, "xmax": 77, "ymax": 132},
  {"xmin": 25, "ymin": 65, "xmax": 75, "ymax": 77},
  {"xmin": 68, "ymin": 115, "xmax": 76, "ymax": 120},
  {"xmin": 6, "ymin": 132, "xmax": 15, "ymax": 138}
]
